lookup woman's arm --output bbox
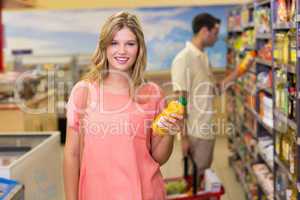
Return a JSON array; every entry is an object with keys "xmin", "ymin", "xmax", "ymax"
[
  {"xmin": 151, "ymin": 113, "xmax": 183, "ymax": 165},
  {"xmin": 64, "ymin": 80, "xmax": 89, "ymax": 200},
  {"xmin": 63, "ymin": 127, "xmax": 81, "ymax": 200},
  {"xmin": 151, "ymin": 134, "xmax": 175, "ymax": 165}
]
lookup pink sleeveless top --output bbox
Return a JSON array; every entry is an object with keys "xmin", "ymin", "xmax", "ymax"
[{"xmin": 67, "ymin": 80, "xmax": 166, "ymax": 200}]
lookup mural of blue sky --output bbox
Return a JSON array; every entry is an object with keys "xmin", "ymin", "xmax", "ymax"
[{"xmin": 3, "ymin": 6, "xmax": 231, "ymax": 71}]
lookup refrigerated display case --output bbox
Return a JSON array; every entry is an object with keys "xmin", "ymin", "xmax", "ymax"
[{"xmin": 0, "ymin": 132, "xmax": 63, "ymax": 200}]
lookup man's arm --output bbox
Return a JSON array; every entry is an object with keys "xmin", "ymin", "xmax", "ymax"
[
  {"xmin": 220, "ymin": 69, "xmax": 238, "ymax": 91},
  {"xmin": 220, "ymin": 57, "xmax": 255, "ymax": 92}
]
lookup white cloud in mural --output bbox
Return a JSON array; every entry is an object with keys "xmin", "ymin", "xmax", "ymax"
[
  {"xmin": 3, "ymin": 10, "xmax": 112, "ymax": 35},
  {"xmin": 3, "ymin": 8, "xmax": 190, "ymax": 40},
  {"xmin": 142, "ymin": 19, "xmax": 189, "ymax": 41},
  {"xmin": 147, "ymin": 40, "xmax": 184, "ymax": 70}
]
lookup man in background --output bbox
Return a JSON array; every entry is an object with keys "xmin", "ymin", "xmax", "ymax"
[{"xmin": 171, "ymin": 13, "xmax": 221, "ymax": 178}]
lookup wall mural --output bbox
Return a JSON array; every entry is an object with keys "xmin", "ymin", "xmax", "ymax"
[{"xmin": 4, "ymin": 6, "xmax": 231, "ymax": 70}]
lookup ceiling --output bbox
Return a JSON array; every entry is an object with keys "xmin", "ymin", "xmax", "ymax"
[{"xmin": 3, "ymin": 0, "xmax": 248, "ymax": 10}]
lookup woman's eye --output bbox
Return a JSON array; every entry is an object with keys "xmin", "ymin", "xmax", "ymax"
[
  {"xmin": 127, "ymin": 42, "xmax": 136, "ymax": 46},
  {"xmin": 111, "ymin": 41, "xmax": 118, "ymax": 45}
]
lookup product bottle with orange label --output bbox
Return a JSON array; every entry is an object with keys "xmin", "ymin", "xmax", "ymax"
[
  {"xmin": 152, "ymin": 96, "xmax": 187, "ymax": 137},
  {"xmin": 237, "ymin": 51, "xmax": 256, "ymax": 75}
]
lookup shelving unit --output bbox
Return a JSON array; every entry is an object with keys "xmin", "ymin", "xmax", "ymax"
[{"xmin": 226, "ymin": 0, "xmax": 298, "ymax": 199}]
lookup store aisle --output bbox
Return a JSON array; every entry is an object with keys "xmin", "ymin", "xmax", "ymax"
[{"xmin": 161, "ymin": 136, "xmax": 246, "ymax": 200}]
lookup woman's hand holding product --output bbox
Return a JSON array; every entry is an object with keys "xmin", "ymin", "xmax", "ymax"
[{"xmin": 152, "ymin": 96, "xmax": 187, "ymax": 136}]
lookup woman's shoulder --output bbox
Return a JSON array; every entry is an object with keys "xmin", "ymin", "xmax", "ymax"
[
  {"xmin": 71, "ymin": 80, "xmax": 98, "ymax": 94},
  {"xmin": 72, "ymin": 80, "xmax": 91, "ymax": 89},
  {"xmin": 68, "ymin": 80, "xmax": 94, "ymax": 105}
]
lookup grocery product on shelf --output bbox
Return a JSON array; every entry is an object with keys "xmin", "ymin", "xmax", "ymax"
[
  {"xmin": 242, "ymin": 29, "xmax": 255, "ymax": 49},
  {"xmin": 257, "ymin": 136, "xmax": 274, "ymax": 169},
  {"xmin": 274, "ymin": 29, "xmax": 296, "ymax": 66},
  {"xmin": 275, "ymin": 170, "xmax": 289, "ymax": 199},
  {"xmin": 237, "ymin": 51, "xmax": 256, "ymax": 75},
  {"xmin": 257, "ymin": 40, "xmax": 272, "ymax": 61},
  {"xmin": 228, "ymin": 10, "xmax": 242, "ymax": 31},
  {"xmin": 279, "ymin": 127, "xmax": 297, "ymax": 178},
  {"xmin": 277, "ymin": 0, "xmax": 288, "ymax": 22},
  {"xmin": 276, "ymin": 0, "xmax": 296, "ymax": 23},
  {"xmin": 259, "ymin": 92, "xmax": 273, "ymax": 128},
  {"xmin": 275, "ymin": 69, "xmax": 289, "ymax": 114},
  {"xmin": 285, "ymin": 184, "xmax": 297, "ymax": 200},
  {"xmin": 287, "ymin": 74, "xmax": 296, "ymax": 120},
  {"xmin": 274, "ymin": 32, "xmax": 285, "ymax": 63},
  {"xmin": 241, "ymin": 5, "xmax": 254, "ymax": 27},
  {"xmin": 252, "ymin": 164, "xmax": 274, "ymax": 200},
  {"xmin": 257, "ymin": 71, "xmax": 272, "ymax": 91},
  {"xmin": 288, "ymin": 28, "xmax": 297, "ymax": 65},
  {"xmin": 254, "ymin": 7, "xmax": 271, "ymax": 34}
]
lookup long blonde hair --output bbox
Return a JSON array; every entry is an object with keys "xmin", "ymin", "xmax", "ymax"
[{"xmin": 83, "ymin": 12, "xmax": 147, "ymax": 90}]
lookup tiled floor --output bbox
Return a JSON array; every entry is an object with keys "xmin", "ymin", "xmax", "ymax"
[{"xmin": 161, "ymin": 136, "xmax": 246, "ymax": 200}]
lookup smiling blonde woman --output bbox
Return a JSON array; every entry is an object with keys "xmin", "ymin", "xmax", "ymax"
[{"xmin": 63, "ymin": 12, "xmax": 183, "ymax": 200}]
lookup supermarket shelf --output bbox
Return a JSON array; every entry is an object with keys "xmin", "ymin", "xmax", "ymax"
[
  {"xmin": 243, "ymin": 22, "xmax": 255, "ymax": 30},
  {"xmin": 244, "ymin": 142, "xmax": 256, "ymax": 159},
  {"xmin": 245, "ymin": 163, "xmax": 256, "ymax": 178},
  {"xmin": 243, "ymin": 86, "xmax": 256, "ymax": 95},
  {"xmin": 255, "ymin": 33, "xmax": 272, "ymax": 39},
  {"xmin": 227, "ymin": 47, "xmax": 244, "ymax": 57},
  {"xmin": 243, "ymin": 124, "xmax": 257, "ymax": 139},
  {"xmin": 236, "ymin": 124, "xmax": 244, "ymax": 134},
  {"xmin": 273, "ymin": 22, "xmax": 296, "ymax": 30},
  {"xmin": 240, "ymin": 134, "xmax": 256, "ymax": 159},
  {"xmin": 256, "ymin": 0, "xmax": 271, "ymax": 6},
  {"xmin": 234, "ymin": 94, "xmax": 244, "ymax": 102},
  {"xmin": 274, "ymin": 109, "xmax": 297, "ymax": 130},
  {"xmin": 236, "ymin": 147, "xmax": 245, "ymax": 161},
  {"xmin": 246, "ymin": 2, "xmax": 254, "ymax": 9},
  {"xmin": 245, "ymin": 105, "xmax": 256, "ymax": 116},
  {"xmin": 245, "ymin": 163, "xmax": 269, "ymax": 200},
  {"xmin": 244, "ymin": 46, "xmax": 255, "ymax": 51},
  {"xmin": 251, "ymin": 164, "xmax": 274, "ymax": 200},
  {"xmin": 245, "ymin": 105, "xmax": 273, "ymax": 135},
  {"xmin": 232, "ymin": 164, "xmax": 252, "ymax": 200},
  {"xmin": 256, "ymin": 147, "xmax": 273, "ymax": 172},
  {"xmin": 256, "ymin": 178, "xmax": 274, "ymax": 200},
  {"xmin": 273, "ymin": 63, "xmax": 296, "ymax": 74},
  {"xmin": 297, "ymin": 14, "xmax": 300, "ymax": 22},
  {"xmin": 228, "ymin": 27, "xmax": 243, "ymax": 33},
  {"xmin": 248, "ymin": 67, "xmax": 256, "ymax": 74},
  {"xmin": 274, "ymin": 155, "xmax": 295, "ymax": 183},
  {"xmin": 255, "ymin": 58, "xmax": 272, "ymax": 67},
  {"xmin": 256, "ymin": 84, "xmax": 272, "ymax": 95}
]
